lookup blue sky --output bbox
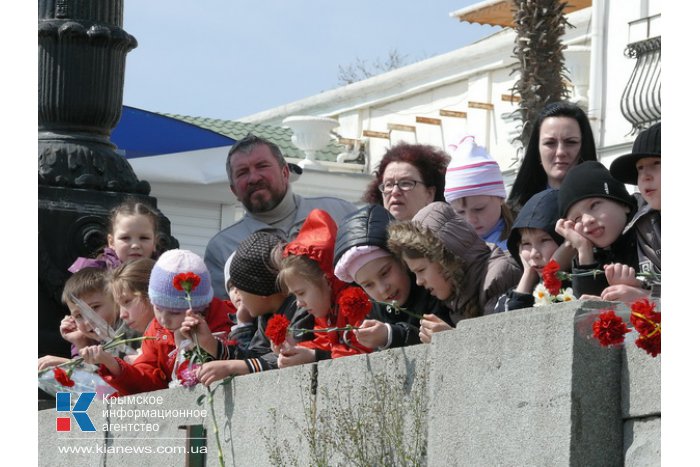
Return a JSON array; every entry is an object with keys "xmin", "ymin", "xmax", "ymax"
[{"xmin": 122, "ymin": 0, "xmax": 499, "ymax": 120}]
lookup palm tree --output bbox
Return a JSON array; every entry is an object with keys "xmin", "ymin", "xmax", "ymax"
[{"xmin": 510, "ymin": 0, "xmax": 572, "ymax": 150}]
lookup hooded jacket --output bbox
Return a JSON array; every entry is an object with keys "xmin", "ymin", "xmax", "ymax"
[
  {"xmin": 496, "ymin": 189, "xmax": 566, "ymax": 312},
  {"xmin": 333, "ymin": 205, "xmax": 452, "ymax": 347},
  {"xmin": 387, "ymin": 202, "xmax": 522, "ymax": 324}
]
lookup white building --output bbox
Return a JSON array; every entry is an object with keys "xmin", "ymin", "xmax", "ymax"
[{"xmin": 133, "ymin": 0, "xmax": 660, "ymax": 256}]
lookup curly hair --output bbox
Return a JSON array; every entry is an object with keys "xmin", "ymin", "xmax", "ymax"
[
  {"xmin": 386, "ymin": 221, "xmax": 478, "ymax": 318},
  {"xmin": 507, "ymin": 101, "xmax": 597, "ymax": 213},
  {"xmin": 362, "ymin": 143, "xmax": 449, "ymax": 205}
]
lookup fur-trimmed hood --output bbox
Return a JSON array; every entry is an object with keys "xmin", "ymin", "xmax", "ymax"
[{"xmin": 387, "ymin": 202, "xmax": 521, "ymax": 322}]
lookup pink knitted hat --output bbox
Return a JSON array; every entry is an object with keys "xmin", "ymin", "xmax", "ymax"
[
  {"xmin": 334, "ymin": 245, "xmax": 392, "ymax": 283},
  {"xmin": 444, "ymin": 136, "xmax": 506, "ymax": 203}
]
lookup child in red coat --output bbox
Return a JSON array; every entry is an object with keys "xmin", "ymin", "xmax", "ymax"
[
  {"xmin": 272, "ymin": 209, "xmax": 374, "ymax": 368},
  {"xmin": 80, "ymin": 249, "xmax": 232, "ymax": 395}
]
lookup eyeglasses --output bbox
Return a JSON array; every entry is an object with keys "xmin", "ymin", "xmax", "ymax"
[{"xmin": 378, "ymin": 179, "xmax": 425, "ymax": 194}]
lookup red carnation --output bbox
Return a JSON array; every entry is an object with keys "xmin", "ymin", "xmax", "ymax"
[
  {"xmin": 265, "ymin": 314, "xmax": 290, "ymax": 346},
  {"xmin": 337, "ymin": 287, "xmax": 372, "ymax": 325},
  {"xmin": 635, "ymin": 332, "xmax": 661, "ymax": 357},
  {"xmin": 53, "ymin": 367, "xmax": 75, "ymax": 387},
  {"xmin": 542, "ymin": 260, "xmax": 563, "ymax": 296},
  {"xmin": 629, "ymin": 299, "xmax": 661, "ymax": 337},
  {"xmin": 173, "ymin": 272, "xmax": 201, "ymax": 293},
  {"xmin": 592, "ymin": 310, "xmax": 630, "ymax": 347}
]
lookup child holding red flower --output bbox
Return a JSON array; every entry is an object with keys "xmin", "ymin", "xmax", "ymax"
[
  {"xmin": 80, "ymin": 249, "xmax": 233, "ymax": 395},
  {"xmin": 182, "ymin": 231, "xmax": 315, "ymax": 387},
  {"xmin": 272, "ymin": 209, "xmax": 374, "ymax": 368},
  {"xmin": 494, "ymin": 189, "xmax": 576, "ymax": 311}
]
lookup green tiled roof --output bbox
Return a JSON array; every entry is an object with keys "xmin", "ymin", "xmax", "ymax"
[{"xmin": 162, "ymin": 112, "xmax": 345, "ymax": 162}]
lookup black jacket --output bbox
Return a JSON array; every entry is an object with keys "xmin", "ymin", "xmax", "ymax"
[{"xmin": 216, "ymin": 295, "xmax": 316, "ymax": 372}]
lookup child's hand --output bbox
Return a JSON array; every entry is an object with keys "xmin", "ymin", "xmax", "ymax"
[
  {"xmin": 59, "ymin": 315, "xmax": 90, "ymax": 348},
  {"xmin": 604, "ymin": 263, "xmax": 642, "ymax": 287},
  {"xmin": 38, "ymin": 355, "xmax": 70, "ymax": 371},
  {"xmin": 515, "ymin": 253, "xmax": 540, "ymax": 294},
  {"xmin": 354, "ymin": 320, "xmax": 389, "ymax": 349},
  {"xmin": 180, "ymin": 310, "xmax": 219, "ymax": 356},
  {"xmin": 555, "ymin": 219, "xmax": 594, "ymax": 264},
  {"xmin": 197, "ymin": 360, "xmax": 242, "ymax": 387},
  {"xmin": 59, "ymin": 315, "xmax": 77, "ymax": 335},
  {"xmin": 419, "ymin": 314, "xmax": 454, "ymax": 344},
  {"xmin": 600, "ymin": 284, "xmax": 649, "ymax": 303},
  {"xmin": 79, "ymin": 345, "xmax": 121, "ymax": 376},
  {"xmin": 180, "ymin": 310, "xmax": 212, "ymax": 341},
  {"xmin": 79, "ymin": 345, "xmax": 112, "ymax": 366},
  {"xmin": 277, "ymin": 345, "xmax": 316, "ymax": 369}
]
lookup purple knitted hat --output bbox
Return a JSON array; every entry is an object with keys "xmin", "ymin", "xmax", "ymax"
[{"xmin": 148, "ymin": 249, "xmax": 214, "ymax": 311}]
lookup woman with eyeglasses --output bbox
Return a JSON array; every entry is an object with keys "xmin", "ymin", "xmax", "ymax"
[{"xmin": 362, "ymin": 143, "xmax": 449, "ymax": 221}]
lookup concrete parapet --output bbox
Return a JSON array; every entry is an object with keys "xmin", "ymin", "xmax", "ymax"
[
  {"xmin": 426, "ymin": 301, "xmax": 622, "ymax": 466},
  {"xmin": 38, "ymin": 301, "xmax": 659, "ymax": 466},
  {"xmin": 624, "ymin": 417, "xmax": 661, "ymax": 466},
  {"xmin": 622, "ymin": 340, "xmax": 661, "ymax": 419}
]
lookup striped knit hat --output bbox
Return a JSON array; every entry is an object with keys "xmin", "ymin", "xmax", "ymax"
[
  {"xmin": 148, "ymin": 249, "xmax": 214, "ymax": 311},
  {"xmin": 444, "ymin": 136, "xmax": 506, "ymax": 203}
]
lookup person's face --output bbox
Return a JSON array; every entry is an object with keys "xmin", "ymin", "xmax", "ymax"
[
  {"xmin": 539, "ymin": 116, "xmax": 582, "ymax": 188},
  {"xmin": 402, "ymin": 256, "xmax": 453, "ymax": 301},
  {"xmin": 114, "ymin": 289, "xmax": 153, "ymax": 334},
  {"xmin": 229, "ymin": 144, "xmax": 290, "ymax": 213},
  {"xmin": 518, "ymin": 228, "xmax": 559, "ymax": 278},
  {"xmin": 108, "ymin": 214, "xmax": 157, "ymax": 263},
  {"xmin": 353, "ymin": 256, "xmax": 412, "ymax": 306},
  {"xmin": 285, "ymin": 275, "xmax": 332, "ymax": 318},
  {"xmin": 450, "ymin": 195, "xmax": 503, "ymax": 237},
  {"xmin": 152, "ymin": 305, "xmax": 187, "ymax": 332},
  {"xmin": 236, "ymin": 289, "xmax": 272, "ymax": 318},
  {"xmin": 227, "ymin": 286, "xmax": 244, "ymax": 310},
  {"xmin": 68, "ymin": 291, "xmax": 118, "ymax": 341},
  {"xmin": 566, "ymin": 197, "xmax": 630, "ymax": 248},
  {"xmin": 636, "ymin": 157, "xmax": 661, "ymax": 210},
  {"xmin": 381, "ymin": 162, "xmax": 436, "ymax": 221}
]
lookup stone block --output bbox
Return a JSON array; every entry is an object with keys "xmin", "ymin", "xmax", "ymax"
[
  {"xmin": 426, "ymin": 301, "xmax": 623, "ymax": 467},
  {"xmin": 622, "ymin": 340, "xmax": 661, "ymax": 418},
  {"xmin": 313, "ymin": 345, "xmax": 430, "ymax": 466},
  {"xmin": 624, "ymin": 417, "xmax": 660, "ymax": 466}
]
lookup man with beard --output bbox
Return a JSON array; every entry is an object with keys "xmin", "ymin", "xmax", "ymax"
[{"xmin": 205, "ymin": 134, "xmax": 356, "ymax": 298}]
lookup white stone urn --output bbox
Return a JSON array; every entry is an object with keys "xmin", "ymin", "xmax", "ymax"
[{"xmin": 283, "ymin": 115, "xmax": 339, "ymax": 171}]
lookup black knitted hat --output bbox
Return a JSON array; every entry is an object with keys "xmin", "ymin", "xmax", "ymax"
[
  {"xmin": 558, "ymin": 161, "xmax": 636, "ymax": 218},
  {"xmin": 228, "ymin": 231, "xmax": 284, "ymax": 296},
  {"xmin": 610, "ymin": 122, "xmax": 661, "ymax": 185},
  {"xmin": 507, "ymin": 189, "xmax": 564, "ymax": 267}
]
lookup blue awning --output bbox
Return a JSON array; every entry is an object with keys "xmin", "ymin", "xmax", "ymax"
[{"xmin": 111, "ymin": 106, "xmax": 236, "ymax": 159}]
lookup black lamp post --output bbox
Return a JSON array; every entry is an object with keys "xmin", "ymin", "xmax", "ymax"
[{"xmin": 38, "ymin": 0, "xmax": 177, "ymax": 358}]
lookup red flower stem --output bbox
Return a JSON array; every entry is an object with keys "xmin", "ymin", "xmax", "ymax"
[
  {"xmin": 38, "ymin": 336, "xmax": 155, "ymax": 376},
  {"xmin": 289, "ymin": 325, "xmax": 362, "ymax": 334},
  {"xmin": 373, "ymin": 300, "xmax": 425, "ymax": 320},
  {"xmin": 191, "ymin": 333, "xmax": 225, "ymax": 467}
]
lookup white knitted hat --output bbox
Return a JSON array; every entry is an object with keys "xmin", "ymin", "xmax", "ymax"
[{"xmin": 444, "ymin": 136, "xmax": 506, "ymax": 203}]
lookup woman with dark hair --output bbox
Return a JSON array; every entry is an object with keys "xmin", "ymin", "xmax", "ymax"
[
  {"xmin": 507, "ymin": 101, "xmax": 597, "ymax": 214},
  {"xmin": 362, "ymin": 143, "xmax": 449, "ymax": 221}
]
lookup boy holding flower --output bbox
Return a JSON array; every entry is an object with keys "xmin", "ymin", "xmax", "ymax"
[{"xmin": 81, "ymin": 249, "xmax": 233, "ymax": 395}]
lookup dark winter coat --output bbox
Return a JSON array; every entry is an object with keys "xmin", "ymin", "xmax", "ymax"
[{"xmin": 388, "ymin": 202, "xmax": 522, "ymax": 324}]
